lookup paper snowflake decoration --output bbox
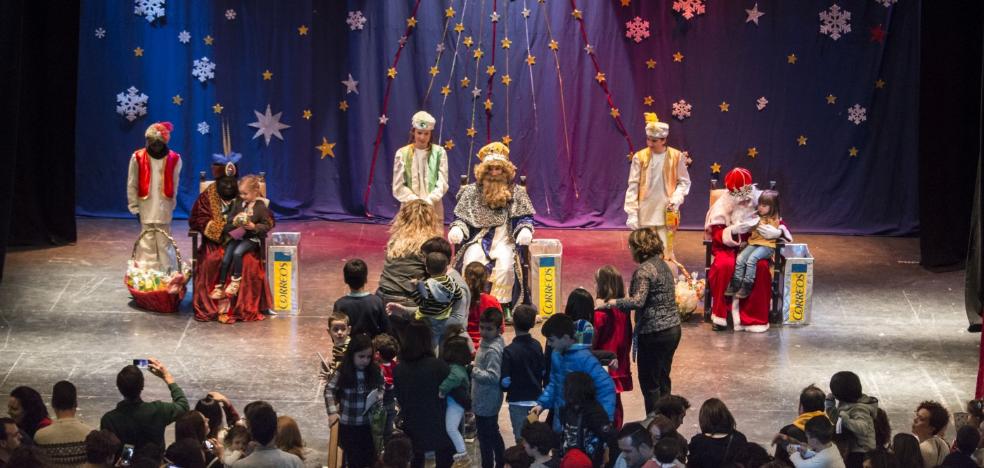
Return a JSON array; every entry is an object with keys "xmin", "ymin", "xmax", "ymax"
[
  {"xmin": 672, "ymin": 0, "xmax": 706, "ymax": 20},
  {"xmin": 134, "ymin": 0, "xmax": 166, "ymax": 22},
  {"xmin": 177, "ymin": 30, "xmax": 190, "ymax": 43},
  {"xmin": 94, "ymin": 27, "xmax": 106, "ymax": 39},
  {"xmin": 671, "ymin": 99, "xmax": 692, "ymax": 120},
  {"xmin": 116, "ymin": 86, "xmax": 148, "ymax": 122},
  {"xmin": 819, "ymin": 4, "xmax": 851, "ymax": 41},
  {"xmin": 847, "ymin": 104, "xmax": 867, "ymax": 125},
  {"xmin": 197, "ymin": 122, "xmax": 210, "ymax": 135},
  {"xmin": 625, "ymin": 17, "xmax": 650, "ymax": 43},
  {"xmin": 874, "ymin": 0, "xmax": 897, "ymax": 6},
  {"xmin": 756, "ymin": 96, "xmax": 769, "ymax": 111},
  {"xmin": 347, "ymin": 11, "xmax": 367, "ymax": 30},
  {"xmin": 225, "ymin": 9, "xmax": 236, "ymax": 20},
  {"xmin": 192, "ymin": 57, "xmax": 216, "ymax": 83}
]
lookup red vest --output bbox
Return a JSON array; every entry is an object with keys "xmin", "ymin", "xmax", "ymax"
[{"xmin": 134, "ymin": 149, "xmax": 180, "ymax": 199}]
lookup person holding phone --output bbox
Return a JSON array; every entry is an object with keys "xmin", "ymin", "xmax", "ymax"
[{"xmin": 101, "ymin": 358, "xmax": 189, "ymax": 454}]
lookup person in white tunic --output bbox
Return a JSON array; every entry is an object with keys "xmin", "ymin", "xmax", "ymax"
[
  {"xmin": 392, "ymin": 111, "xmax": 449, "ymax": 229},
  {"xmin": 623, "ymin": 113, "xmax": 691, "ymax": 260},
  {"xmin": 127, "ymin": 122, "xmax": 183, "ymax": 271}
]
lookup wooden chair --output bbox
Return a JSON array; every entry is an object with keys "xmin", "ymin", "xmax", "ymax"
[
  {"xmin": 702, "ymin": 178, "xmax": 786, "ymax": 324},
  {"xmin": 187, "ymin": 171, "xmax": 268, "ymax": 277}
]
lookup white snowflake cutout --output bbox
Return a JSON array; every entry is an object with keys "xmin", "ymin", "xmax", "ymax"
[
  {"xmin": 625, "ymin": 17, "xmax": 650, "ymax": 43},
  {"xmin": 225, "ymin": 9, "xmax": 237, "ymax": 20},
  {"xmin": 197, "ymin": 122, "xmax": 210, "ymax": 135},
  {"xmin": 192, "ymin": 57, "xmax": 216, "ymax": 83},
  {"xmin": 671, "ymin": 99, "xmax": 692, "ymax": 121},
  {"xmin": 347, "ymin": 11, "xmax": 367, "ymax": 31},
  {"xmin": 874, "ymin": 0, "xmax": 896, "ymax": 6},
  {"xmin": 134, "ymin": 0, "xmax": 166, "ymax": 23},
  {"xmin": 178, "ymin": 30, "xmax": 191, "ymax": 44},
  {"xmin": 94, "ymin": 27, "xmax": 106, "ymax": 39},
  {"xmin": 756, "ymin": 96, "xmax": 769, "ymax": 111},
  {"xmin": 847, "ymin": 104, "xmax": 867, "ymax": 125},
  {"xmin": 819, "ymin": 4, "xmax": 852, "ymax": 41},
  {"xmin": 672, "ymin": 0, "xmax": 706, "ymax": 20},
  {"xmin": 116, "ymin": 86, "xmax": 149, "ymax": 122}
]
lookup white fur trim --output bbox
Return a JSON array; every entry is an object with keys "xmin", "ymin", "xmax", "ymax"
[
  {"xmin": 483, "ymin": 154, "xmax": 509, "ymax": 164},
  {"xmin": 730, "ymin": 298, "xmax": 743, "ymax": 331},
  {"xmin": 711, "ymin": 314, "xmax": 728, "ymax": 327},
  {"xmin": 742, "ymin": 323, "xmax": 770, "ymax": 333}
]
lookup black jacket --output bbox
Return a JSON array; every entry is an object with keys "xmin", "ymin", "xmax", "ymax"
[
  {"xmin": 560, "ymin": 402, "xmax": 616, "ymax": 467},
  {"xmin": 501, "ymin": 334, "xmax": 545, "ymax": 402},
  {"xmin": 393, "ymin": 356, "xmax": 453, "ymax": 452}
]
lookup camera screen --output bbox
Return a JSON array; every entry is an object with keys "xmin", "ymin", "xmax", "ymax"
[{"xmin": 132, "ymin": 359, "xmax": 149, "ymax": 368}]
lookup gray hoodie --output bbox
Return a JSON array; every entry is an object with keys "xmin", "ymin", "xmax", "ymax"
[
  {"xmin": 826, "ymin": 394, "xmax": 879, "ymax": 454},
  {"xmin": 472, "ymin": 335, "xmax": 505, "ymax": 417}
]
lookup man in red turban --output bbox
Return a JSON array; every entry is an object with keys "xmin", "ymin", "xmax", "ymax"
[{"xmin": 127, "ymin": 122, "xmax": 182, "ymax": 271}]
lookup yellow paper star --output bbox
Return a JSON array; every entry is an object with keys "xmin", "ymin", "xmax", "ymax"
[
  {"xmin": 719, "ymin": 102, "xmax": 730, "ymax": 112},
  {"xmin": 548, "ymin": 40, "xmax": 559, "ymax": 51},
  {"xmin": 429, "ymin": 66, "xmax": 440, "ymax": 77},
  {"xmin": 645, "ymin": 58, "xmax": 657, "ymax": 69},
  {"xmin": 643, "ymin": 96, "xmax": 654, "ymax": 106},
  {"xmin": 445, "ymin": 7, "xmax": 456, "ymax": 18},
  {"xmin": 463, "ymin": 36, "xmax": 474, "ymax": 48},
  {"xmin": 444, "ymin": 139, "xmax": 455, "ymax": 150},
  {"xmin": 501, "ymin": 38, "xmax": 512, "ymax": 49},
  {"xmin": 440, "ymin": 85, "xmax": 451, "ymax": 97},
  {"xmin": 572, "ymin": 9, "xmax": 583, "ymax": 20},
  {"xmin": 672, "ymin": 51, "xmax": 684, "ymax": 62},
  {"xmin": 133, "ymin": 47, "xmax": 144, "ymax": 57},
  {"xmin": 875, "ymin": 79, "xmax": 886, "ymax": 89},
  {"xmin": 171, "ymin": 95, "xmax": 183, "ymax": 105},
  {"xmin": 486, "ymin": 65, "xmax": 496, "ymax": 76},
  {"xmin": 501, "ymin": 74, "xmax": 512, "ymax": 86},
  {"xmin": 454, "ymin": 23, "xmax": 465, "ymax": 33},
  {"xmin": 484, "ymin": 98, "xmax": 493, "ymax": 111},
  {"xmin": 797, "ymin": 135, "xmax": 808, "ymax": 146},
  {"xmin": 212, "ymin": 103, "xmax": 223, "ymax": 114},
  {"xmin": 747, "ymin": 147, "xmax": 758, "ymax": 158},
  {"xmin": 406, "ymin": 17, "xmax": 417, "ymax": 28},
  {"xmin": 387, "ymin": 67, "xmax": 397, "ymax": 79},
  {"xmin": 610, "ymin": 107, "xmax": 620, "ymax": 118},
  {"xmin": 302, "ymin": 109, "xmax": 312, "ymax": 120},
  {"xmin": 787, "ymin": 53, "xmax": 798, "ymax": 64},
  {"xmin": 262, "ymin": 69, "xmax": 273, "ymax": 80},
  {"xmin": 473, "ymin": 48, "xmax": 484, "ymax": 60},
  {"xmin": 849, "ymin": 147, "xmax": 859, "ymax": 157},
  {"xmin": 526, "ymin": 54, "xmax": 536, "ymax": 66},
  {"xmin": 826, "ymin": 94, "xmax": 837, "ymax": 104},
  {"xmin": 298, "ymin": 25, "xmax": 309, "ymax": 35},
  {"xmin": 466, "ymin": 127, "xmax": 477, "ymax": 138},
  {"xmin": 316, "ymin": 137, "xmax": 336, "ymax": 159},
  {"xmin": 460, "ymin": 77, "xmax": 471, "ymax": 88},
  {"xmin": 621, "ymin": 0, "xmax": 631, "ymax": 5},
  {"xmin": 502, "ymin": 135, "xmax": 512, "ymax": 145},
  {"xmin": 711, "ymin": 162, "xmax": 722, "ymax": 174},
  {"xmin": 339, "ymin": 100, "xmax": 349, "ymax": 111},
  {"xmin": 203, "ymin": 35, "xmax": 214, "ymax": 45},
  {"xmin": 595, "ymin": 72, "xmax": 606, "ymax": 83}
]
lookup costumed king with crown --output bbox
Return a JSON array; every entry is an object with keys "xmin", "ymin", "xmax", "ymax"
[
  {"xmin": 392, "ymin": 111, "xmax": 449, "ymax": 228},
  {"xmin": 624, "ymin": 113, "xmax": 691, "ymax": 260},
  {"xmin": 127, "ymin": 122, "xmax": 183, "ymax": 271},
  {"xmin": 448, "ymin": 142, "xmax": 535, "ymax": 310}
]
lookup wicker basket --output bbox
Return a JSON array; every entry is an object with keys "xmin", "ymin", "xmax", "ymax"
[{"xmin": 125, "ymin": 228, "xmax": 189, "ymax": 313}]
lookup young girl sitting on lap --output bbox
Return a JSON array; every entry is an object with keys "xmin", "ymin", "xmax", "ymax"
[
  {"xmin": 726, "ymin": 190, "xmax": 791, "ymax": 299},
  {"xmin": 210, "ymin": 175, "xmax": 272, "ymax": 300}
]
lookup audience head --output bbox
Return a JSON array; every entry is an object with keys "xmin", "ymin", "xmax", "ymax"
[
  {"xmin": 912, "ymin": 400, "xmax": 950, "ymax": 438},
  {"xmin": 504, "ymin": 444, "xmax": 533, "ymax": 468},
  {"xmin": 799, "ymin": 384, "xmax": 826, "ymax": 413},
  {"xmin": 399, "ymin": 319, "xmax": 436, "ymax": 361},
  {"xmin": 164, "ymin": 438, "xmax": 206, "ymax": 468},
  {"xmin": 563, "ymin": 372, "xmax": 596, "ymax": 407},
  {"xmin": 541, "ymin": 314, "xmax": 576, "ymax": 352},
  {"xmin": 829, "ymin": 371, "xmax": 862, "ymax": 403},
  {"xmin": 647, "ymin": 414, "xmax": 674, "ymax": 442},
  {"xmin": 955, "ymin": 425, "xmax": 981, "ymax": 454},
  {"xmin": 51, "ymin": 380, "xmax": 78, "ymax": 413},
  {"xmin": 874, "ymin": 407, "xmax": 891, "ymax": 448},
  {"xmin": 734, "ymin": 442, "xmax": 772, "ymax": 468},
  {"xmin": 804, "ymin": 415, "xmax": 834, "ymax": 449},
  {"xmin": 522, "ymin": 422, "xmax": 557, "ymax": 458},
  {"xmin": 194, "ymin": 395, "xmax": 225, "ymax": 438},
  {"xmin": 564, "ymin": 288, "xmax": 595, "ymax": 323},
  {"xmin": 480, "ymin": 308, "xmax": 504, "ymax": 340},
  {"xmin": 425, "ymin": 252, "xmax": 450, "ymax": 276},
  {"xmin": 245, "ymin": 402, "xmax": 278, "ymax": 445},
  {"xmin": 890, "ymin": 432, "xmax": 921, "ymax": 468},
  {"xmin": 175, "ymin": 410, "xmax": 209, "ymax": 444},
  {"xmin": 373, "ymin": 333, "xmax": 400, "ymax": 363},
  {"xmin": 628, "ymin": 227, "xmax": 664, "ymax": 263},
  {"xmin": 343, "ymin": 258, "xmax": 369, "ymax": 290},
  {"xmin": 594, "ymin": 265, "xmax": 625, "ymax": 301},
  {"xmin": 337, "ymin": 334, "xmax": 381, "ymax": 397},
  {"xmin": 560, "ymin": 448, "xmax": 592, "ymax": 468},
  {"xmin": 6, "ymin": 445, "xmax": 46, "ymax": 468},
  {"xmin": 116, "ymin": 365, "xmax": 145, "ymax": 401},
  {"xmin": 441, "ymin": 335, "xmax": 473, "ymax": 367},
  {"xmin": 7, "ymin": 386, "xmax": 48, "ymax": 437},
  {"xmin": 617, "ymin": 423, "xmax": 655, "ymax": 468},
  {"xmin": 387, "ymin": 200, "xmax": 438, "ymax": 259},
  {"xmin": 698, "ymin": 398, "xmax": 737, "ymax": 434},
  {"xmin": 0, "ymin": 417, "xmax": 22, "ymax": 452},
  {"xmin": 512, "ymin": 304, "xmax": 537, "ymax": 333},
  {"xmin": 420, "ymin": 236, "xmax": 453, "ymax": 259},
  {"xmin": 275, "ymin": 415, "xmax": 305, "ymax": 459},
  {"xmin": 85, "ymin": 429, "xmax": 121, "ymax": 465},
  {"xmin": 380, "ymin": 433, "xmax": 413, "ymax": 468},
  {"xmin": 223, "ymin": 425, "xmax": 251, "ymax": 453},
  {"xmin": 653, "ymin": 437, "xmax": 680, "ymax": 464},
  {"xmin": 653, "ymin": 394, "xmax": 691, "ymax": 429},
  {"xmin": 968, "ymin": 399, "xmax": 984, "ymax": 428},
  {"xmin": 327, "ymin": 312, "xmax": 351, "ymax": 344},
  {"xmin": 862, "ymin": 446, "xmax": 898, "ymax": 468},
  {"xmin": 464, "ymin": 261, "xmax": 489, "ymax": 306},
  {"xmin": 774, "ymin": 424, "xmax": 806, "ymax": 465},
  {"xmin": 242, "ymin": 400, "xmax": 272, "ymax": 424}
]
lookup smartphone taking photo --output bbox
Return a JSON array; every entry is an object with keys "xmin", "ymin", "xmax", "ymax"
[{"xmin": 133, "ymin": 359, "xmax": 149, "ymax": 368}]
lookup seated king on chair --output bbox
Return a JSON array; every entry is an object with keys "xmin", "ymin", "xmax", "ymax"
[{"xmin": 448, "ymin": 141, "xmax": 535, "ymax": 310}]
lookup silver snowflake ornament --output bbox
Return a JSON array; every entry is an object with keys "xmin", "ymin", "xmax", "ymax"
[
  {"xmin": 192, "ymin": 57, "xmax": 216, "ymax": 83},
  {"xmin": 225, "ymin": 9, "xmax": 236, "ymax": 20},
  {"xmin": 197, "ymin": 122, "xmax": 210, "ymax": 135},
  {"xmin": 625, "ymin": 17, "xmax": 650, "ymax": 43},
  {"xmin": 347, "ymin": 10, "xmax": 367, "ymax": 31},
  {"xmin": 819, "ymin": 4, "xmax": 852, "ymax": 41},
  {"xmin": 134, "ymin": 0, "xmax": 166, "ymax": 23},
  {"xmin": 116, "ymin": 86, "xmax": 148, "ymax": 122},
  {"xmin": 672, "ymin": 0, "xmax": 706, "ymax": 20},
  {"xmin": 756, "ymin": 96, "xmax": 769, "ymax": 111},
  {"xmin": 178, "ymin": 30, "xmax": 190, "ymax": 44},
  {"xmin": 249, "ymin": 105, "xmax": 291, "ymax": 146},
  {"xmin": 94, "ymin": 27, "xmax": 106, "ymax": 39},
  {"xmin": 671, "ymin": 99, "xmax": 692, "ymax": 121},
  {"xmin": 847, "ymin": 104, "xmax": 867, "ymax": 125}
]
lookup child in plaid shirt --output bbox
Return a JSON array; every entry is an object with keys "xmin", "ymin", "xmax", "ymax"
[{"xmin": 325, "ymin": 334, "xmax": 384, "ymax": 468}]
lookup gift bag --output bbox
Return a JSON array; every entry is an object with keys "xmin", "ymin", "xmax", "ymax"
[{"xmin": 667, "ymin": 259, "xmax": 705, "ymax": 320}]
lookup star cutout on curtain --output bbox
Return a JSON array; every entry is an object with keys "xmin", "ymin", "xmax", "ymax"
[
  {"xmin": 595, "ymin": 72, "xmax": 606, "ymax": 83},
  {"xmin": 501, "ymin": 74, "xmax": 512, "ymax": 86},
  {"xmin": 379, "ymin": 114, "xmax": 389, "ymax": 125},
  {"xmin": 248, "ymin": 104, "xmax": 291, "ymax": 146},
  {"xmin": 870, "ymin": 24, "xmax": 886, "ymax": 43},
  {"xmin": 825, "ymin": 94, "xmax": 837, "ymax": 104},
  {"xmin": 849, "ymin": 147, "xmax": 859, "ymax": 157},
  {"xmin": 646, "ymin": 58, "xmax": 657, "ymax": 69},
  {"xmin": 134, "ymin": 47, "xmax": 144, "ymax": 56},
  {"xmin": 436, "ymin": 43, "xmax": 446, "ymax": 53},
  {"xmin": 473, "ymin": 48, "xmax": 484, "ymax": 60},
  {"xmin": 463, "ymin": 36, "xmax": 474, "ymax": 47},
  {"xmin": 212, "ymin": 103, "xmax": 224, "ymax": 114},
  {"xmin": 444, "ymin": 139, "xmax": 455, "ymax": 150},
  {"xmin": 787, "ymin": 54, "xmax": 798, "ymax": 64},
  {"xmin": 484, "ymin": 99, "xmax": 493, "ymax": 111},
  {"xmin": 584, "ymin": 44, "xmax": 595, "ymax": 54},
  {"xmin": 621, "ymin": 0, "xmax": 631, "ymax": 6},
  {"xmin": 339, "ymin": 101, "xmax": 349, "ymax": 111},
  {"xmin": 522, "ymin": 8, "xmax": 531, "ymax": 18},
  {"xmin": 441, "ymin": 85, "xmax": 451, "ymax": 96},
  {"xmin": 673, "ymin": 51, "xmax": 684, "ymax": 62},
  {"xmin": 298, "ymin": 25, "xmax": 309, "ymax": 35},
  {"xmin": 429, "ymin": 66, "xmax": 440, "ymax": 77},
  {"xmin": 172, "ymin": 95, "xmax": 183, "ymax": 105},
  {"xmin": 316, "ymin": 137, "xmax": 336, "ymax": 159},
  {"xmin": 472, "ymin": 87, "xmax": 482, "ymax": 98},
  {"xmin": 342, "ymin": 74, "xmax": 359, "ymax": 94},
  {"xmin": 797, "ymin": 135, "xmax": 808, "ymax": 146},
  {"xmin": 387, "ymin": 67, "xmax": 397, "ymax": 79},
  {"xmin": 747, "ymin": 147, "xmax": 758, "ymax": 158},
  {"xmin": 719, "ymin": 102, "xmax": 730, "ymax": 112},
  {"xmin": 466, "ymin": 127, "xmax": 477, "ymax": 138},
  {"xmin": 643, "ymin": 96, "xmax": 654, "ymax": 106},
  {"xmin": 461, "ymin": 77, "xmax": 471, "ymax": 88},
  {"xmin": 501, "ymin": 38, "xmax": 512, "ymax": 49},
  {"xmin": 454, "ymin": 23, "xmax": 465, "ymax": 33},
  {"xmin": 204, "ymin": 35, "xmax": 214, "ymax": 45},
  {"xmin": 446, "ymin": 7, "xmax": 456, "ymax": 18},
  {"xmin": 398, "ymin": 36, "xmax": 408, "ymax": 47},
  {"xmin": 406, "ymin": 17, "xmax": 417, "ymax": 28},
  {"xmin": 711, "ymin": 162, "xmax": 722, "ymax": 173},
  {"xmin": 490, "ymin": 12, "xmax": 500, "ymax": 22},
  {"xmin": 875, "ymin": 79, "xmax": 886, "ymax": 88},
  {"xmin": 486, "ymin": 65, "xmax": 496, "ymax": 76},
  {"xmin": 262, "ymin": 69, "xmax": 273, "ymax": 80},
  {"xmin": 302, "ymin": 110, "xmax": 312, "ymax": 120},
  {"xmin": 572, "ymin": 9, "xmax": 583, "ymax": 20},
  {"xmin": 746, "ymin": 3, "xmax": 765, "ymax": 25},
  {"xmin": 610, "ymin": 108, "xmax": 620, "ymax": 118},
  {"xmin": 548, "ymin": 40, "xmax": 559, "ymax": 51},
  {"xmin": 526, "ymin": 55, "xmax": 536, "ymax": 65}
]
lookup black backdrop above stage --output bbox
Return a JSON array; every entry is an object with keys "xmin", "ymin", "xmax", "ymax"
[{"xmin": 0, "ymin": 1, "xmax": 79, "ymax": 281}]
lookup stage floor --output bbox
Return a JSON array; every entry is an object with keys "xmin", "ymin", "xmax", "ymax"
[{"xmin": 0, "ymin": 219, "xmax": 977, "ymax": 455}]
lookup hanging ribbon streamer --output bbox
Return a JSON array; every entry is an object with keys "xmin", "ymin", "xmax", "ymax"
[
  {"xmin": 423, "ymin": 1, "xmax": 458, "ymax": 103},
  {"xmin": 519, "ymin": 0, "xmax": 538, "ymax": 134},
  {"xmin": 484, "ymin": 0, "xmax": 499, "ymax": 143},
  {"xmin": 501, "ymin": 0, "xmax": 510, "ymax": 145},
  {"xmin": 437, "ymin": 0, "xmax": 471, "ymax": 146},
  {"xmin": 465, "ymin": 0, "xmax": 488, "ymax": 182},
  {"xmin": 539, "ymin": 0, "xmax": 579, "ymax": 202},
  {"xmin": 363, "ymin": 0, "xmax": 424, "ymax": 216}
]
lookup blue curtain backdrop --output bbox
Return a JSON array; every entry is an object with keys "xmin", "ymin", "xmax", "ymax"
[{"xmin": 76, "ymin": 0, "xmax": 919, "ymax": 234}]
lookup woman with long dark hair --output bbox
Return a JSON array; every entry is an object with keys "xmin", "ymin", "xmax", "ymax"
[
  {"xmin": 194, "ymin": 392, "xmax": 240, "ymax": 441},
  {"xmin": 594, "ymin": 265, "xmax": 633, "ymax": 429},
  {"xmin": 7, "ymin": 386, "xmax": 50, "ymax": 439},
  {"xmin": 174, "ymin": 410, "xmax": 224, "ymax": 467}
]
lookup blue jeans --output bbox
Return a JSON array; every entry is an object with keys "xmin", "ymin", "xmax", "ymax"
[
  {"xmin": 427, "ymin": 316, "xmax": 448, "ymax": 350},
  {"xmin": 446, "ymin": 396, "xmax": 466, "ymax": 454},
  {"xmin": 218, "ymin": 239, "xmax": 257, "ymax": 281},
  {"xmin": 508, "ymin": 403, "xmax": 533, "ymax": 445},
  {"xmin": 733, "ymin": 245, "xmax": 774, "ymax": 285}
]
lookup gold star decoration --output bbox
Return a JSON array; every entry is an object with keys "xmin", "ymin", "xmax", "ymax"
[
  {"xmin": 484, "ymin": 98, "xmax": 493, "ymax": 111},
  {"xmin": 454, "ymin": 23, "xmax": 464, "ymax": 33},
  {"xmin": 262, "ymin": 69, "xmax": 273, "ymax": 80},
  {"xmin": 473, "ymin": 48, "xmax": 484, "ymax": 60},
  {"xmin": 440, "ymin": 85, "xmax": 451, "ymax": 97},
  {"xmin": 787, "ymin": 53, "xmax": 798, "ymax": 64},
  {"xmin": 610, "ymin": 107, "xmax": 620, "ymax": 118},
  {"xmin": 747, "ymin": 147, "xmax": 759, "ymax": 158},
  {"xmin": 548, "ymin": 40, "xmax": 559, "ymax": 51},
  {"xmin": 460, "ymin": 77, "xmax": 471, "ymax": 88},
  {"xmin": 643, "ymin": 96, "xmax": 654, "ymax": 106},
  {"xmin": 339, "ymin": 100, "xmax": 349, "ymax": 111},
  {"xmin": 406, "ymin": 17, "xmax": 417, "ymax": 28},
  {"xmin": 646, "ymin": 58, "xmax": 657, "ymax": 69},
  {"xmin": 572, "ymin": 9, "xmax": 583, "ymax": 20},
  {"xmin": 486, "ymin": 65, "xmax": 496, "ymax": 76},
  {"xmin": 316, "ymin": 137, "xmax": 336, "ymax": 159},
  {"xmin": 501, "ymin": 74, "xmax": 512, "ymax": 86},
  {"xmin": 171, "ymin": 95, "xmax": 183, "ymax": 105},
  {"xmin": 298, "ymin": 25, "xmax": 309, "ymax": 35},
  {"xmin": 711, "ymin": 162, "xmax": 722, "ymax": 174},
  {"xmin": 466, "ymin": 127, "xmax": 477, "ymax": 138},
  {"xmin": 429, "ymin": 66, "xmax": 440, "ymax": 77},
  {"xmin": 502, "ymin": 135, "xmax": 512, "ymax": 145},
  {"xmin": 672, "ymin": 51, "xmax": 684, "ymax": 62},
  {"xmin": 826, "ymin": 94, "xmax": 837, "ymax": 104},
  {"xmin": 621, "ymin": 0, "xmax": 631, "ymax": 5},
  {"xmin": 445, "ymin": 7, "xmax": 456, "ymax": 18},
  {"xmin": 463, "ymin": 36, "xmax": 474, "ymax": 48},
  {"xmin": 387, "ymin": 67, "xmax": 397, "ymax": 79},
  {"xmin": 443, "ymin": 139, "xmax": 455, "ymax": 150},
  {"xmin": 133, "ymin": 47, "xmax": 144, "ymax": 57},
  {"xmin": 526, "ymin": 54, "xmax": 536, "ymax": 66},
  {"xmin": 849, "ymin": 146, "xmax": 859, "ymax": 157},
  {"xmin": 719, "ymin": 101, "xmax": 730, "ymax": 112},
  {"xmin": 595, "ymin": 72, "xmax": 606, "ymax": 83},
  {"xmin": 212, "ymin": 103, "xmax": 224, "ymax": 114},
  {"xmin": 501, "ymin": 38, "xmax": 512, "ymax": 49},
  {"xmin": 302, "ymin": 109, "xmax": 312, "ymax": 120},
  {"xmin": 204, "ymin": 35, "xmax": 214, "ymax": 45},
  {"xmin": 875, "ymin": 79, "xmax": 886, "ymax": 89},
  {"xmin": 797, "ymin": 135, "xmax": 808, "ymax": 146}
]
